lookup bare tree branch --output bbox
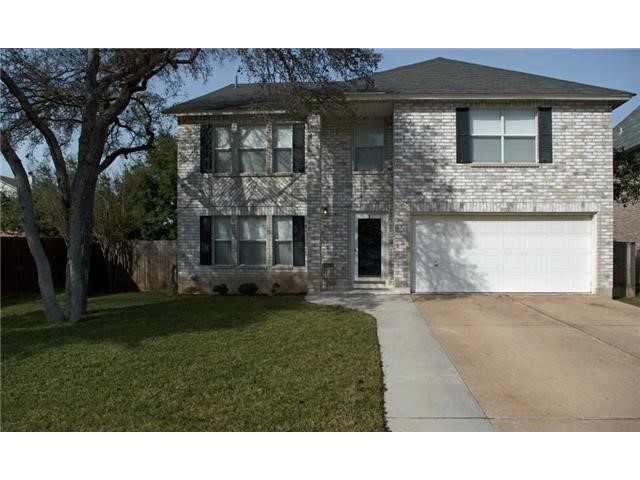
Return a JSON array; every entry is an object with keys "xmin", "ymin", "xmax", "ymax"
[
  {"xmin": 1, "ymin": 68, "xmax": 71, "ymax": 205},
  {"xmin": 99, "ymin": 136, "xmax": 155, "ymax": 174},
  {"xmin": 99, "ymin": 99, "xmax": 155, "ymax": 173}
]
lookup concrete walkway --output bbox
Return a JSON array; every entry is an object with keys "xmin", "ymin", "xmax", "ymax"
[{"xmin": 306, "ymin": 293, "xmax": 493, "ymax": 432}]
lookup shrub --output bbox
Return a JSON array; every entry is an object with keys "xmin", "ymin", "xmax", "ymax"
[
  {"xmin": 270, "ymin": 282, "xmax": 281, "ymax": 295},
  {"xmin": 213, "ymin": 283, "xmax": 229, "ymax": 295},
  {"xmin": 238, "ymin": 283, "xmax": 259, "ymax": 295}
]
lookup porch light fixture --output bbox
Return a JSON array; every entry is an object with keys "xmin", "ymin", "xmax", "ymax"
[{"xmin": 321, "ymin": 206, "xmax": 329, "ymax": 216}]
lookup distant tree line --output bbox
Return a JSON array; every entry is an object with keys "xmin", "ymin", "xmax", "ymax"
[
  {"xmin": 2, "ymin": 132, "xmax": 177, "ymax": 240},
  {"xmin": 614, "ymin": 147, "xmax": 640, "ymax": 207},
  {"xmin": 2, "ymin": 132, "xmax": 177, "ymax": 291}
]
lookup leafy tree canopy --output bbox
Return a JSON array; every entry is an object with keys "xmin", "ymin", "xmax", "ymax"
[
  {"xmin": 614, "ymin": 148, "xmax": 640, "ymax": 206},
  {"xmin": 124, "ymin": 132, "xmax": 177, "ymax": 240}
]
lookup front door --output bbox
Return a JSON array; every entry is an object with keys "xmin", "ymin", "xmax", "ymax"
[{"xmin": 357, "ymin": 218, "xmax": 382, "ymax": 277}]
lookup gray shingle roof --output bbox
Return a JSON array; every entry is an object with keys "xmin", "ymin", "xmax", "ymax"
[
  {"xmin": 165, "ymin": 84, "xmax": 285, "ymax": 114},
  {"xmin": 614, "ymin": 106, "xmax": 640, "ymax": 153},
  {"xmin": 165, "ymin": 57, "xmax": 634, "ymax": 114},
  {"xmin": 0, "ymin": 175, "xmax": 17, "ymax": 188}
]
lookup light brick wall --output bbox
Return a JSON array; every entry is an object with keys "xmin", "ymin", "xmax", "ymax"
[
  {"xmin": 176, "ymin": 115, "xmax": 310, "ymax": 294},
  {"xmin": 316, "ymin": 117, "xmax": 394, "ymax": 290},
  {"xmin": 176, "ymin": 101, "xmax": 614, "ymax": 296},
  {"xmin": 392, "ymin": 101, "xmax": 614, "ymax": 295}
]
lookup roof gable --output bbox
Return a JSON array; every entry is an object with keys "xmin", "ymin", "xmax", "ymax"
[{"xmin": 354, "ymin": 57, "xmax": 633, "ymax": 96}]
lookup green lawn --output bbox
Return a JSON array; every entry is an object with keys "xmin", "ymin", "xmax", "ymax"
[
  {"xmin": 618, "ymin": 292, "xmax": 640, "ymax": 307},
  {"xmin": 1, "ymin": 292, "xmax": 385, "ymax": 431}
]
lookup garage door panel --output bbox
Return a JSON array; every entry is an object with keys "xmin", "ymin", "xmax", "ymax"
[
  {"xmin": 476, "ymin": 235, "xmax": 502, "ymax": 249},
  {"xmin": 412, "ymin": 216, "xmax": 593, "ymax": 293},
  {"xmin": 544, "ymin": 254, "xmax": 568, "ymax": 273},
  {"xmin": 567, "ymin": 255, "xmax": 591, "ymax": 273},
  {"xmin": 503, "ymin": 254, "xmax": 524, "ymax": 273},
  {"xmin": 522, "ymin": 236, "xmax": 543, "ymax": 250},
  {"xmin": 547, "ymin": 236, "xmax": 569, "ymax": 250}
]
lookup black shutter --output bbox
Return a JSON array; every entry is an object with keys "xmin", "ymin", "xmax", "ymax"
[
  {"xmin": 292, "ymin": 216, "xmax": 305, "ymax": 266},
  {"xmin": 200, "ymin": 216, "xmax": 212, "ymax": 265},
  {"xmin": 538, "ymin": 107, "xmax": 553, "ymax": 163},
  {"xmin": 200, "ymin": 124, "xmax": 212, "ymax": 173},
  {"xmin": 456, "ymin": 108, "xmax": 471, "ymax": 164},
  {"xmin": 292, "ymin": 123, "xmax": 305, "ymax": 173}
]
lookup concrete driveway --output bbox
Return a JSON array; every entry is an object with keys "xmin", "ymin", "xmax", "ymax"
[{"xmin": 413, "ymin": 294, "xmax": 640, "ymax": 431}]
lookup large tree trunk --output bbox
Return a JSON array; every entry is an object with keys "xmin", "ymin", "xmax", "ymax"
[
  {"xmin": 65, "ymin": 209, "xmax": 94, "ymax": 322},
  {"xmin": 65, "ymin": 229, "xmax": 91, "ymax": 323},
  {"xmin": 64, "ymin": 160, "xmax": 99, "ymax": 323},
  {"xmin": 21, "ymin": 190, "xmax": 65, "ymax": 323}
]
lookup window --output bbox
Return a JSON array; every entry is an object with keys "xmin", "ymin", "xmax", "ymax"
[
  {"xmin": 238, "ymin": 216, "xmax": 266, "ymax": 265},
  {"xmin": 470, "ymin": 109, "xmax": 536, "ymax": 163},
  {"xmin": 355, "ymin": 123, "xmax": 384, "ymax": 171},
  {"xmin": 214, "ymin": 127, "xmax": 232, "ymax": 173},
  {"xmin": 213, "ymin": 217, "xmax": 232, "ymax": 264},
  {"xmin": 239, "ymin": 126, "xmax": 267, "ymax": 173},
  {"xmin": 273, "ymin": 216, "xmax": 293, "ymax": 265},
  {"xmin": 273, "ymin": 125, "xmax": 293, "ymax": 172}
]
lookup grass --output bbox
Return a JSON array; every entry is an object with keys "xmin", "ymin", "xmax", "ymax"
[
  {"xmin": 618, "ymin": 292, "xmax": 640, "ymax": 307},
  {"xmin": 1, "ymin": 292, "xmax": 385, "ymax": 431}
]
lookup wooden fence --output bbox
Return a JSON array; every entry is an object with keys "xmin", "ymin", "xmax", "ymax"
[
  {"xmin": 1, "ymin": 236, "xmax": 176, "ymax": 296},
  {"xmin": 131, "ymin": 240, "xmax": 177, "ymax": 292}
]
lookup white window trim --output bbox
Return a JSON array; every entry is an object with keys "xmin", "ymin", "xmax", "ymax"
[
  {"xmin": 470, "ymin": 108, "xmax": 538, "ymax": 164},
  {"xmin": 353, "ymin": 213, "xmax": 388, "ymax": 283}
]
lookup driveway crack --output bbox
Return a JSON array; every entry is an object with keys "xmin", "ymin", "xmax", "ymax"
[{"xmin": 507, "ymin": 296, "xmax": 640, "ymax": 361}]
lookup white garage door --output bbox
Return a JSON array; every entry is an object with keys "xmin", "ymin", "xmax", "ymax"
[{"xmin": 412, "ymin": 216, "xmax": 594, "ymax": 293}]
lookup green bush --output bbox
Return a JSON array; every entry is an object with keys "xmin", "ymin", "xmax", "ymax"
[
  {"xmin": 238, "ymin": 283, "xmax": 259, "ymax": 295},
  {"xmin": 213, "ymin": 284, "xmax": 229, "ymax": 295}
]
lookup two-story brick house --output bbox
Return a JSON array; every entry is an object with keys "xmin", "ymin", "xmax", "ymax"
[{"xmin": 165, "ymin": 57, "xmax": 633, "ymax": 297}]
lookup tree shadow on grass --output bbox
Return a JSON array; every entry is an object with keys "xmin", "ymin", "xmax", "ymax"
[{"xmin": 1, "ymin": 294, "xmax": 310, "ymax": 361}]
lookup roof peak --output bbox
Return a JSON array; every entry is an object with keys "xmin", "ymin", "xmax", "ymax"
[{"xmin": 164, "ymin": 56, "xmax": 635, "ymax": 115}]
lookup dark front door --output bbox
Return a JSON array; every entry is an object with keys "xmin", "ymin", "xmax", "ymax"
[{"xmin": 358, "ymin": 218, "xmax": 382, "ymax": 277}]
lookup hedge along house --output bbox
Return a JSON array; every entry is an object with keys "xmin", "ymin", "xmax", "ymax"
[{"xmin": 165, "ymin": 57, "xmax": 634, "ymax": 296}]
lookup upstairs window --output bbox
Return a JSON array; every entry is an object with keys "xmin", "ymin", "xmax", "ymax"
[
  {"xmin": 273, "ymin": 124, "xmax": 293, "ymax": 172},
  {"xmin": 239, "ymin": 126, "xmax": 267, "ymax": 173},
  {"xmin": 214, "ymin": 127, "xmax": 232, "ymax": 173},
  {"xmin": 470, "ymin": 109, "xmax": 536, "ymax": 163},
  {"xmin": 355, "ymin": 123, "xmax": 384, "ymax": 171}
]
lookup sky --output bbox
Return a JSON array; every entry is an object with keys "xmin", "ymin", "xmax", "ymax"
[{"xmin": 2, "ymin": 48, "xmax": 639, "ymax": 177}]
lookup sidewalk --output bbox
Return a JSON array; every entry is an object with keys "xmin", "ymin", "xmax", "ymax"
[{"xmin": 306, "ymin": 293, "xmax": 493, "ymax": 432}]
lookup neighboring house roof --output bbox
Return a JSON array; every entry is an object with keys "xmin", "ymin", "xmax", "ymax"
[
  {"xmin": 165, "ymin": 57, "xmax": 634, "ymax": 114},
  {"xmin": 613, "ymin": 106, "xmax": 640, "ymax": 153},
  {"xmin": 0, "ymin": 175, "xmax": 17, "ymax": 193},
  {"xmin": 1, "ymin": 175, "xmax": 17, "ymax": 187}
]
